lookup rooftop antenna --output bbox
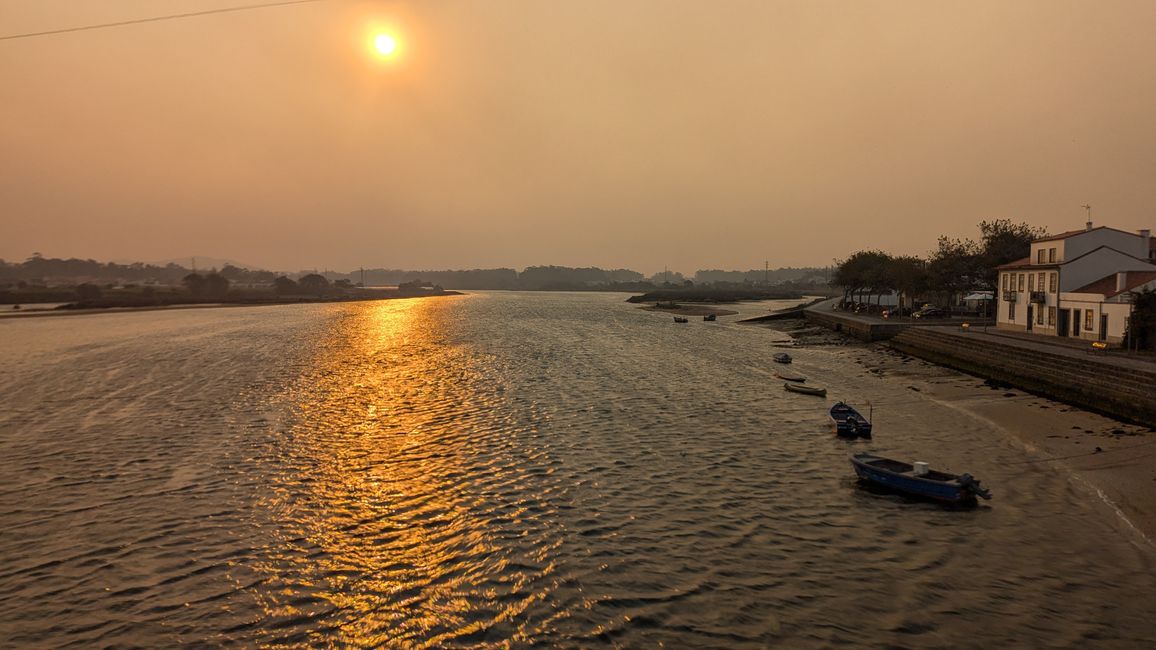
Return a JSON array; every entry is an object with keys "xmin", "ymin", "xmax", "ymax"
[{"xmin": 1082, "ymin": 203, "xmax": 1092, "ymax": 230}]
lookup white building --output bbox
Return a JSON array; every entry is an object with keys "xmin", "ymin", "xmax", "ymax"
[{"xmin": 995, "ymin": 222, "xmax": 1154, "ymax": 342}]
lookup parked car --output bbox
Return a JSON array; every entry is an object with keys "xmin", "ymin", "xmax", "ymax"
[{"xmin": 913, "ymin": 306, "xmax": 947, "ymax": 319}]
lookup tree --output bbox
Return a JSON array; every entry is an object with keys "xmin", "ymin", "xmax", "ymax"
[
  {"xmin": 833, "ymin": 250, "xmax": 891, "ymax": 306},
  {"xmin": 884, "ymin": 255, "xmax": 928, "ymax": 313},
  {"xmin": 1126, "ymin": 288, "xmax": 1156, "ymax": 350},
  {"xmin": 182, "ymin": 273, "xmax": 206, "ymax": 295},
  {"xmin": 273, "ymin": 276, "xmax": 298, "ymax": 295},
  {"xmin": 203, "ymin": 273, "xmax": 230, "ymax": 297},
  {"xmin": 298, "ymin": 273, "xmax": 329, "ymax": 295},
  {"xmin": 76, "ymin": 283, "xmax": 102, "ymax": 302},
  {"xmin": 926, "ymin": 237, "xmax": 982, "ymax": 312},
  {"xmin": 977, "ymin": 219, "xmax": 1048, "ymax": 288}
]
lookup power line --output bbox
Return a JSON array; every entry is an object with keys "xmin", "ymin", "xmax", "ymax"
[{"xmin": 0, "ymin": 0, "xmax": 328, "ymax": 42}]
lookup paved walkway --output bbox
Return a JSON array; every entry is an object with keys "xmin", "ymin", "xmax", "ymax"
[
  {"xmin": 920, "ymin": 325, "xmax": 1156, "ymax": 373},
  {"xmin": 806, "ymin": 297, "xmax": 1156, "ymax": 372}
]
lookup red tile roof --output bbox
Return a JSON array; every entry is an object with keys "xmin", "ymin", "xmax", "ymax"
[{"xmin": 1071, "ymin": 270, "xmax": 1156, "ymax": 298}]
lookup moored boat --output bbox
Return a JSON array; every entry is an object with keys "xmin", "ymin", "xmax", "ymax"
[
  {"xmin": 784, "ymin": 382, "xmax": 826, "ymax": 397},
  {"xmin": 850, "ymin": 453, "xmax": 992, "ymax": 505},
  {"xmin": 772, "ymin": 352, "xmax": 792, "ymax": 364},
  {"xmin": 703, "ymin": 314, "xmax": 717, "ymax": 321},
  {"xmin": 828, "ymin": 401, "xmax": 872, "ymax": 438},
  {"xmin": 674, "ymin": 316, "xmax": 689, "ymax": 323},
  {"xmin": 775, "ymin": 371, "xmax": 806, "ymax": 383}
]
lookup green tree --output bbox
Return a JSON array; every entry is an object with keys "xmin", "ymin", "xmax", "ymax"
[
  {"xmin": 182, "ymin": 273, "xmax": 206, "ymax": 296},
  {"xmin": 927, "ymin": 237, "xmax": 982, "ymax": 312},
  {"xmin": 76, "ymin": 283, "xmax": 102, "ymax": 302},
  {"xmin": 1126, "ymin": 288, "xmax": 1156, "ymax": 350},
  {"xmin": 204, "ymin": 273, "xmax": 230, "ymax": 297},
  {"xmin": 977, "ymin": 219, "xmax": 1048, "ymax": 288},
  {"xmin": 884, "ymin": 255, "xmax": 928, "ymax": 313},
  {"xmin": 273, "ymin": 276, "xmax": 298, "ymax": 295},
  {"xmin": 298, "ymin": 273, "xmax": 329, "ymax": 296}
]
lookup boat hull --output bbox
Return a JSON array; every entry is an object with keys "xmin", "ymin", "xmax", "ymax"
[
  {"xmin": 784, "ymin": 382, "xmax": 826, "ymax": 397},
  {"xmin": 850, "ymin": 454, "xmax": 979, "ymax": 505},
  {"xmin": 828, "ymin": 402, "xmax": 872, "ymax": 439}
]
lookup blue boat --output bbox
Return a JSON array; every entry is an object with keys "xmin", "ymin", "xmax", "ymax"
[
  {"xmin": 828, "ymin": 401, "xmax": 872, "ymax": 439},
  {"xmin": 850, "ymin": 453, "xmax": 992, "ymax": 505}
]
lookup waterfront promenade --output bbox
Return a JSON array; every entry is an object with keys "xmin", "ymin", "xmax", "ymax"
[{"xmin": 803, "ymin": 298, "xmax": 1156, "ymax": 426}]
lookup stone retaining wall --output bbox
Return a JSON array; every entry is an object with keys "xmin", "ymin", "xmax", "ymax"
[
  {"xmin": 890, "ymin": 328, "xmax": 1156, "ymax": 427},
  {"xmin": 803, "ymin": 309, "xmax": 911, "ymax": 342}
]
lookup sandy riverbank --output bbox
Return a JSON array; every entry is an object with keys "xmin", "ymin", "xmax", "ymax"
[
  {"xmin": 851, "ymin": 344, "xmax": 1156, "ymax": 545},
  {"xmin": 762, "ymin": 312, "xmax": 1156, "ymax": 545}
]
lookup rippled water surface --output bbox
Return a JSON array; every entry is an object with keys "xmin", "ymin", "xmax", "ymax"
[{"xmin": 2, "ymin": 292, "xmax": 1154, "ymax": 648}]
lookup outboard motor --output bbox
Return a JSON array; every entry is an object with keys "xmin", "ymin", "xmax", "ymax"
[{"xmin": 957, "ymin": 473, "xmax": 992, "ymax": 500}]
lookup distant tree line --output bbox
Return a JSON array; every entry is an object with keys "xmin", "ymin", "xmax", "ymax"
[
  {"xmin": 0, "ymin": 254, "xmax": 276, "ymax": 287},
  {"xmin": 3, "ymin": 254, "xmax": 838, "ymax": 296},
  {"xmin": 832, "ymin": 220, "xmax": 1047, "ymax": 311}
]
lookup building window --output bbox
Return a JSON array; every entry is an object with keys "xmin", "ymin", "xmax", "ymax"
[
  {"xmin": 1049, "ymin": 247, "xmax": 1056, "ymax": 263},
  {"xmin": 1028, "ymin": 273, "xmax": 1034, "ymax": 291},
  {"xmin": 1048, "ymin": 306, "xmax": 1056, "ymax": 326},
  {"xmin": 1037, "ymin": 249, "xmax": 1045, "ymax": 264},
  {"xmin": 1002, "ymin": 273, "xmax": 1009, "ymax": 292},
  {"xmin": 1037, "ymin": 306, "xmax": 1044, "ymax": 325},
  {"xmin": 1085, "ymin": 310, "xmax": 1094, "ymax": 330},
  {"xmin": 1049, "ymin": 272, "xmax": 1057, "ymax": 293},
  {"xmin": 1018, "ymin": 274, "xmax": 1025, "ymax": 291},
  {"xmin": 1008, "ymin": 301, "xmax": 1015, "ymax": 321}
]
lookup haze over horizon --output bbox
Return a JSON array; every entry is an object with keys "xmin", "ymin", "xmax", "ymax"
[{"xmin": 3, "ymin": 0, "xmax": 1155, "ymax": 276}]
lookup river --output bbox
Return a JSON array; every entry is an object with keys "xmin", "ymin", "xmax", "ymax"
[{"xmin": 1, "ymin": 292, "xmax": 1153, "ymax": 647}]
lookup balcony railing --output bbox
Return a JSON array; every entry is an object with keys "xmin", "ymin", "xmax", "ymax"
[
  {"xmin": 1029, "ymin": 291, "xmax": 1046, "ymax": 303},
  {"xmin": 1003, "ymin": 291, "xmax": 1018, "ymax": 302}
]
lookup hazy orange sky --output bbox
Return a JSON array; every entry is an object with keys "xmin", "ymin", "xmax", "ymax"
[{"xmin": 3, "ymin": 0, "xmax": 1155, "ymax": 274}]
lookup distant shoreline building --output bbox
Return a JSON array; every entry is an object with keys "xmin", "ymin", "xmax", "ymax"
[{"xmin": 995, "ymin": 222, "xmax": 1155, "ymax": 343}]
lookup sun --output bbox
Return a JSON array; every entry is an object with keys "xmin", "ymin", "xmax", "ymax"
[{"xmin": 373, "ymin": 33, "xmax": 398, "ymax": 57}]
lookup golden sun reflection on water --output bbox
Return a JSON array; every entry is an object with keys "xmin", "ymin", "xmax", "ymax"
[{"xmin": 251, "ymin": 297, "xmax": 558, "ymax": 646}]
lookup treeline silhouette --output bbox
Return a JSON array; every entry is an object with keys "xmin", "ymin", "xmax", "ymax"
[
  {"xmin": 0, "ymin": 255, "xmax": 277, "ymax": 286},
  {"xmin": 2, "ymin": 255, "xmax": 836, "ymax": 295}
]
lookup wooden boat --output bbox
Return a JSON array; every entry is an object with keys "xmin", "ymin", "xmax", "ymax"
[
  {"xmin": 775, "ymin": 370, "xmax": 806, "ymax": 383},
  {"xmin": 828, "ymin": 401, "xmax": 872, "ymax": 438},
  {"xmin": 673, "ymin": 316, "xmax": 689, "ymax": 323},
  {"xmin": 784, "ymin": 382, "xmax": 826, "ymax": 397},
  {"xmin": 772, "ymin": 352, "xmax": 792, "ymax": 364},
  {"xmin": 703, "ymin": 314, "xmax": 717, "ymax": 321},
  {"xmin": 850, "ymin": 453, "xmax": 991, "ymax": 505}
]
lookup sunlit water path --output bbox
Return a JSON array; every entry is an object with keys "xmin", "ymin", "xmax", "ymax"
[{"xmin": 1, "ymin": 292, "xmax": 1154, "ymax": 647}]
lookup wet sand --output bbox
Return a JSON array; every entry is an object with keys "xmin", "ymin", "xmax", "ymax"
[
  {"xmin": 854, "ymin": 345, "xmax": 1156, "ymax": 545},
  {"xmin": 757, "ymin": 315, "xmax": 1156, "ymax": 545}
]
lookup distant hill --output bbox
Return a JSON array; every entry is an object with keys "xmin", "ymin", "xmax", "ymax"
[{"xmin": 140, "ymin": 257, "xmax": 264, "ymax": 271}]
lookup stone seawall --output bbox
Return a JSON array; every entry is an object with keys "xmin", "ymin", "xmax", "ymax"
[
  {"xmin": 890, "ymin": 328, "xmax": 1156, "ymax": 427},
  {"xmin": 803, "ymin": 309, "xmax": 911, "ymax": 342}
]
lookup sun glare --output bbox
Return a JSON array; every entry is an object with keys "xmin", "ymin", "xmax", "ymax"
[{"xmin": 374, "ymin": 33, "xmax": 398, "ymax": 57}]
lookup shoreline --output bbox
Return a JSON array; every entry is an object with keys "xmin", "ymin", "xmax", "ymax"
[
  {"xmin": 766, "ymin": 315, "xmax": 1156, "ymax": 545},
  {"xmin": 638, "ymin": 303, "xmax": 739, "ymax": 317},
  {"xmin": 0, "ymin": 292, "xmax": 463, "ymax": 320}
]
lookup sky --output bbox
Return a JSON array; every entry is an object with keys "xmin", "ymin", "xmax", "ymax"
[{"xmin": 2, "ymin": 0, "xmax": 1156, "ymax": 275}]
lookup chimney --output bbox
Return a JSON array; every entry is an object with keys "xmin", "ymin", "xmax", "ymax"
[
  {"xmin": 1140, "ymin": 229, "xmax": 1151, "ymax": 239},
  {"xmin": 1116, "ymin": 272, "xmax": 1128, "ymax": 293},
  {"xmin": 1086, "ymin": 221, "xmax": 1093, "ymax": 231}
]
